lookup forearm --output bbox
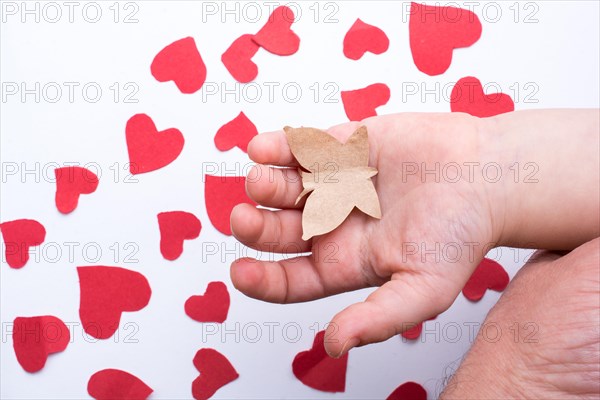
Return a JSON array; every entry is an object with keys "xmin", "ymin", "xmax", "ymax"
[{"xmin": 481, "ymin": 109, "xmax": 600, "ymax": 250}]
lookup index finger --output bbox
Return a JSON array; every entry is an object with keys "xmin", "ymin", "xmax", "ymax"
[{"xmin": 247, "ymin": 130, "xmax": 297, "ymax": 166}]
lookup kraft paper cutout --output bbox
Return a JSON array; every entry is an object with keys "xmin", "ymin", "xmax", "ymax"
[{"xmin": 284, "ymin": 126, "xmax": 381, "ymax": 240}]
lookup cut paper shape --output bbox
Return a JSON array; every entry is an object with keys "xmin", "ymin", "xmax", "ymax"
[
  {"xmin": 0, "ymin": 219, "xmax": 46, "ymax": 268},
  {"xmin": 462, "ymin": 258, "xmax": 510, "ymax": 301},
  {"xmin": 151, "ymin": 36, "xmax": 207, "ymax": 94},
  {"xmin": 204, "ymin": 175, "xmax": 256, "ymax": 236},
  {"xmin": 451, "ymin": 76, "xmax": 515, "ymax": 117},
  {"xmin": 387, "ymin": 381, "xmax": 427, "ymax": 400},
  {"xmin": 126, "ymin": 113, "xmax": 184, "ymax": 175},
  {"xmin": 55, "ymin": 166, "xmax": 99, "ymax": 214},
  {"xmin": 292, "ymin": 330, "xmax": 348, "ymax": 393},
  {"xmin": 13, "ymin": 316, "xmax": 70, "ymax": 373},
  {"xmin": 88, "ymin": 369, "xmax": 153, "ymax": 400},
  {"xmin": 158, "ymin": 211, "xmax": 201, "ymax": 261},
  {"xmin": 78, "ymin": 266, "xmax": 151, "ymax": 339},
  {"xmin": 284, "ymin": 126, "xmax": 381, "ymax": 240},
  {"xmin": 222, "ymin": 34, "xmax": 260, "ymax": 83},
  {"xmin": 409, "ymin": 2, "xmax": 482, "ymax": 76},
  {"xmin": 192, "ymin": 348, "xmax": 239, "ymax": 400},
  {"xmin": 343, "ymin": 19, "xmax": 390, "ymax": 60},
  {"xmin": 252, "ymin": 6, "xmax": 300, "ymax": 55},
  {"xmin": 185, "ymin": 281, "xmax": 230, "ymax": 323},
  {"xmin": 341, "ymin": 83, "xmax": 390, "ymax": 121},
  {"xmin": 400, "ymin": 316, "xmax": 437, "ymax": 340},
  {"xmin": 214, "ymin": 112, "xmax": 258, "ymax": 153}
]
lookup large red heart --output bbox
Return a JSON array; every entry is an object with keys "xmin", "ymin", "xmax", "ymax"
[
  {"xmin": 185, "ymin": 281, "xmax": 230, "ymax": 323},
  {"xmin": 409, "ymin": 2, "xmax": 482, "ymax": 76},
  {"xmin": 341, "ymin": 83, "xmax": 390, "ymax": 121},
  {"xmin": 78, "ymin": 266, "xmax": 152, "ymax": 339},
  {"xmin": 55, "ymin": 166, "xmax": 99, "ymax": 214},
  {"xmin": 192, "ymin": 348, "xmax": 239, "ymax": 400},
  {"xmin": 451, "ymin": 76, "xmax": 515, "ymax": 117},
  {"xmin": 214, "ymin": 112, "xmax": 258, "ymax": 153},
  {"xmin": 87, "ymin": 369, "xmax": 153, "ymax": 400},
  {"xmin": 204, "ymin": 175, "xmax": 256, "ymax": 236},
  {"xmin": 151, "ymin": 36, "xmax": 207, "ymax": 94},
  {"xmin": 343, "ymin": 18, "xmax": 390, "ymax": 60},
  {"xmin": 157, "ymin": 211, "xmax": 201, "ymax": 261},
  {"xmin": 387, "ymin": 381, "xmax": 427, "ymax": 400},
  {"xmin": 126, "ymin": 113, "xmax": 184, "ymax": 175},
  {"xmin": 292, "ymin": 330, "xmax": 348, "ymax": 393},
  {"xmin": 253, "ymin": 6, "xmax": 300, "ymax": 56},
  {"xmin": 222, "ymin": 34, "xmax": 260, "ymax": 83},
  {"xmin": 462, "ymin": 258, "xmax": 510, "ymax": 301},
  {"xmin": 13, "ymin": 315, "xmax": 70, "ymax": 372},
  {"xmin": 0, "ymin": 219, "xmax": 46, "ymax": 268}
]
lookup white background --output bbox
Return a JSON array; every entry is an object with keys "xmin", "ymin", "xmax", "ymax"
[{"xmin": 1, "ymin": 1, "xmax": 599, "ymax": 399}]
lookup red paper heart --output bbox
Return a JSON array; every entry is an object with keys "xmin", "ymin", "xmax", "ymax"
[
  {"xmin": 253, "ymin": 6, "xmax": 300, "ymax": 56},
  {"xmin": 214, "ymin": 112, "xmax": 258, "ymax": 153},
  {"xmin": 400, "ymin": 315, "xmax": 437, "ymax": 340},
  {"xmin": 409, "ymin": 2, "xmax": 482, "ymax": 76},
  {"xmin": 341, "ymin": 83, "xmax": 390, "ymax": 121},
  {"xmin": 192, "ymin": 348, "xmax": 239, "ymax": 400},
  {"xmin": 343, "ymin": 19, "xmax": 390, "ymax": 60},
  {"xmin": 463, "ymin": 258, "xmax": 510, "ymax": 301},
  {"xmin": 292, "ymin": 330, "xmax": 348, "ymax": 393},
  {"xmin": 451, "ymin": 76, "xmax": 515, "ymax": 117},
  {"xmin": 13, "ymin": 316, "xmax": 70, "ymax": 373},
  {"xmin": 126, "ymin": 113, "xmax": 184, "ymax": 175},
  {"xmin": 158, "ymin": 211, "xmax": 201, "ymax": 261},
  {"xmin": 55, "ymin": 166, "xmax": 99, "ymax": 214},
  {"xmin": 222, "ymin": 34, "xmax": 260, "ymax": 83},
  {"xmin": 0, "ymin": 219, "xmax": 46, "ymax": 268},
  {"xmin": 78, "ymin": 266, "xmax": 151, "ymax": 339},
  {"xmin": 387, "ymin": 381, "xmax": 427, "ymax": 400},
  {"xmin": 205, "ymin": 175, "xmax": 256, "ymax": 236},
  {"xmin": 151, "ymin": 36, "xmax": 206, "ymax": 94},
  {"xmin": 185, "ymin": 281, "xmax": 230, "ymax": 323},
  {"xmin": 88, "ymin": 369, "xmax": 153, "ymax": 400}
]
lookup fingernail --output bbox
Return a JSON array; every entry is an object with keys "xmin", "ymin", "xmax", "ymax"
[{"xmin": 330, "ymin": 338, "xmax": 359, "ymax": 359}]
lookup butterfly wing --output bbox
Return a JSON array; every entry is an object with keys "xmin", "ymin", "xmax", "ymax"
[{"xmin": 301, "ymin": 180, "xmax": 355, "ymax": 240}]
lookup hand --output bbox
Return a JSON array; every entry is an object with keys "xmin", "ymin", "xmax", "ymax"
[
  {"xmin": 441, "ymin": 238, "xmax": 600, "ymax": 399},
  {"xmin": 230, "ymin": 112, "xmax": 502, "ymax": 357}
]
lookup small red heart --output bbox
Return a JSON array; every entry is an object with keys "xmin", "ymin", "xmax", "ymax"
[
  {"xmin": 214, "ymin": 112, "xmax": 258, "ymax": 153},
  {"xmin": 55, "ymin": 166, "xmax": 99, "ymax": 214},
  {"xmin": 409, "ymin": 2, "xmax": 482, "ymax": 76},
  {"xmin": 87, "ymin": 369, "xmax": 153, "ymax": 400},
  {"xmin": 192, "ymin": 348, "xmax": 239, "ymax": 400},
  {"xmin": 126, "ymin": 113, "xmax": 184, "ymax": 175},
  {"xmin": 400, "ymin": 315, "xmax": 437, "ymax": 340},
  {"xmin": 205, "ymin": 175, "xmax": 256, "ymax": 236},
  {"xmin": 151, "ymin": 36, "xmax": 207, "ymax": 94},
  {"xmin": 463, "ymin": 258, "xmax": 510, "ymax": 302},
  {"xmin": 185, "ymin": 281, "xmax": 230, "ymax": 323},
  {"xmin": 158, "ymin": 211, "xmax": 201, "ymax": 261},
  {"xmin": 451, "ymin": 76, "xmax": 515, "ymax": 117},
  {"xmin": 222, "ymin": 34, "xmax": 260, "ymax": 83},
  {"xmin": 13, "ymin": 315, "xmax": 70, "ymax": 373},
  {"xmin": 343, "ymin": 19, "xmax": 390, "ymax": 60},
  {"xmin": 292, "ymin": 330, "xmax": 348, "ymax": 393},
  {"xmin": 253, "ymin": 6, "xmax": 300, "ymax": 56},
  {"xmin": 387, "ymin": 381, "xmax": 427, "ymax": 400},
  {"xmin": 78, "ymin": 266, "xmax": 151, "ymax": 339},
  {"xmin": 0, "ymin": 219, "xmax": 46, "ymax": 269},
  {"xmin": 341, "ymin": 83, "xmax": 390, "ymax": 121}
]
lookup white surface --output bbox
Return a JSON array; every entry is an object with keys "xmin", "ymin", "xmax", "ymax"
[{"xmin": 1, "ymin": 1, "xmax": 598, "ymax": 399}]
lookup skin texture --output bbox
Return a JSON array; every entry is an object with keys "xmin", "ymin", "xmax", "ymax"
[{"xmin": 229, "ymin": 110, "xmax": 599, "ymax": 374}]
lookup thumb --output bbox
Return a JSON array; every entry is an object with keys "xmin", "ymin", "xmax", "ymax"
[{"xmin": 324, "ymin": 275, "xmax": 456, "ymax": 357}]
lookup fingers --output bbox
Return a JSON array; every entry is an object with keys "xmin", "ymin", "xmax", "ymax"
[
  {"xmin": 248, "ymin": 131, "xmax": 297, "ymax": 166},
  {"xmin": 324, "ymin": 276, "xmax": 455, "ymax": 358},
  {"xmin": 246, "ymin": 164, "xmax": 305, "ymax": 209},
  {"xmin": 230, "ymin": 256, "xmax": 326, "ymax": 303},
  {"xmin": 230, "ymin": 203, "xmax": 311, "ymax": 253}
]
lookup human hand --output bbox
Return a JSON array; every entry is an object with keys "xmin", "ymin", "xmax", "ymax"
[{"xmin": 229, "ymin": 112, "xmax": 502, "ymax": 357}]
